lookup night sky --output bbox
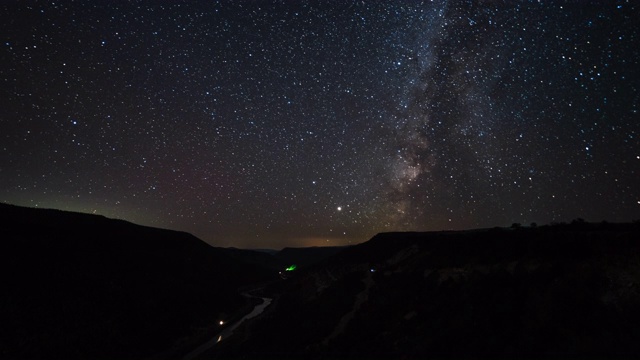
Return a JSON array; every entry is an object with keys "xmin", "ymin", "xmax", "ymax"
[{"xmin": 1, "ymin": 1, "xmax": 639, "ymax": 249}]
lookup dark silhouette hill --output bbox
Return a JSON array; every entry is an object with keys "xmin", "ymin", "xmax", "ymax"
[
  {"xmin": 0, "ymin": 203, "xmax": 277, "ymax": 359},
  {"xmin": 222, "ymin": 247, "xmax": 286, "ymax": 272},
  {"xmin": 210, "ymin": 222, "xmax": 640, "ymax": 360},
  {"xmin": 219, "ymin": 246, "xmax": 346, "ymax": 274}
]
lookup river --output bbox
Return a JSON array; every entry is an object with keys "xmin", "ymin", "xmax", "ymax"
[{"xmin": 182, "ymin": 295, "xmax": 272, "ymax": 360}]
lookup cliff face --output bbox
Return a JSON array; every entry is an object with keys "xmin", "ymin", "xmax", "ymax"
[
  {"xmin": 0, "ymin": 203, "xmax": 275, "ymax": 359},
  {"xmin": 212, "ymin": 223, "xmax": 640, "ymax": 360}
]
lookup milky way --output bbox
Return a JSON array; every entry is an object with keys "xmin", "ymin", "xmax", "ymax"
[{"xmin": 1, "ymin": 1, "xmax": 639, "ymax": 248}]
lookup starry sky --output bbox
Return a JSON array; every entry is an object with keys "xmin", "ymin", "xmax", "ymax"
[{"xmin": 1, "ymin": 1, "xmax": 639, "ymax": 249}]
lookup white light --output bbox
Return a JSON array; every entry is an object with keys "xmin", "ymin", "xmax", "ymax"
[{"xmin": 337, "ymin": 206, "xmax": 342, "ymax": 211}]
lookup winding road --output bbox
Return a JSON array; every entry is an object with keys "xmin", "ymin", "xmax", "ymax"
[{"xmin": 182, "ymin": 294, "xmax": 272, "ymax": 360}]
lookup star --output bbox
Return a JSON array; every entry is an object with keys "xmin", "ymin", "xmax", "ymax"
[{"xmin": 0, "ymin": 1, "xmax": 637, "ymax": 248}]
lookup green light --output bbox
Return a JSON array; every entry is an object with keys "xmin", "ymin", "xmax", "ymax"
[{"xmin": 285, "ymin": 264, "xmax": 297, "ymax": 271}]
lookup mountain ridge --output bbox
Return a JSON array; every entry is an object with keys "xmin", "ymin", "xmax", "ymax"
[
  {"xmin": 208, "ymin": 221, "xmax": 640, "ymax": 359},
  {"xmin": 0, "ymin": 202, "xmax": 276, "ymax": 359}
]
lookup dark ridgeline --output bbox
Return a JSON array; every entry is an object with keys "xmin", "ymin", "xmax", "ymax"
[
  {"xmin": 0, "ymin": 203, "xmax": 278, "ymax": 359},
  {"xmin": 210, "ymin": 221, "xmax": 640, "ymax": 360},
  {"xmin": 4, "ymin": 202, "xmax": 640, "ymax": 360}
]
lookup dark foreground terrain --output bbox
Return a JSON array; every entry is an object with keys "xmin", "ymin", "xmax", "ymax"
[
  {"xmin": 0, "ymin": 203, "xmax": 345, "ymax": 359},
  {"xmin": 209, "ymin": 221, "xmax": 640, "ymax": 360},
  {"xmin": 0, "ymin": 203, "xmax": 283, "ymax": 359},
  {"xmin": 3, "ymin": 202, "xmax": 640, "ymax": 360}
]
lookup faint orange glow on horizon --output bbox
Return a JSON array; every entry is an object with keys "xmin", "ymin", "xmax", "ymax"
[{"xmin": 293, "ymin": 236, "xmax": 361, "ymax": 248}]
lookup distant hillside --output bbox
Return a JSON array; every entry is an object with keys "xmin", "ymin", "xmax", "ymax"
[
  {"xmin": 222, "ymin": 247, "xmax": 286, "ymax": 271},
  {"xmin": 220, "ymin": 246, "xmax": 346, "ymax": 274},
  {"xmin": 0, "ymin": 203, "xmax": 277, "ymax": 359},
  {"xmin": 275, "ymin": 246, "xmax": 347, "ymax": 268},
  {"xmin": 210, "ymin": 221, "xmax": 640, "ymax": 360}
]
